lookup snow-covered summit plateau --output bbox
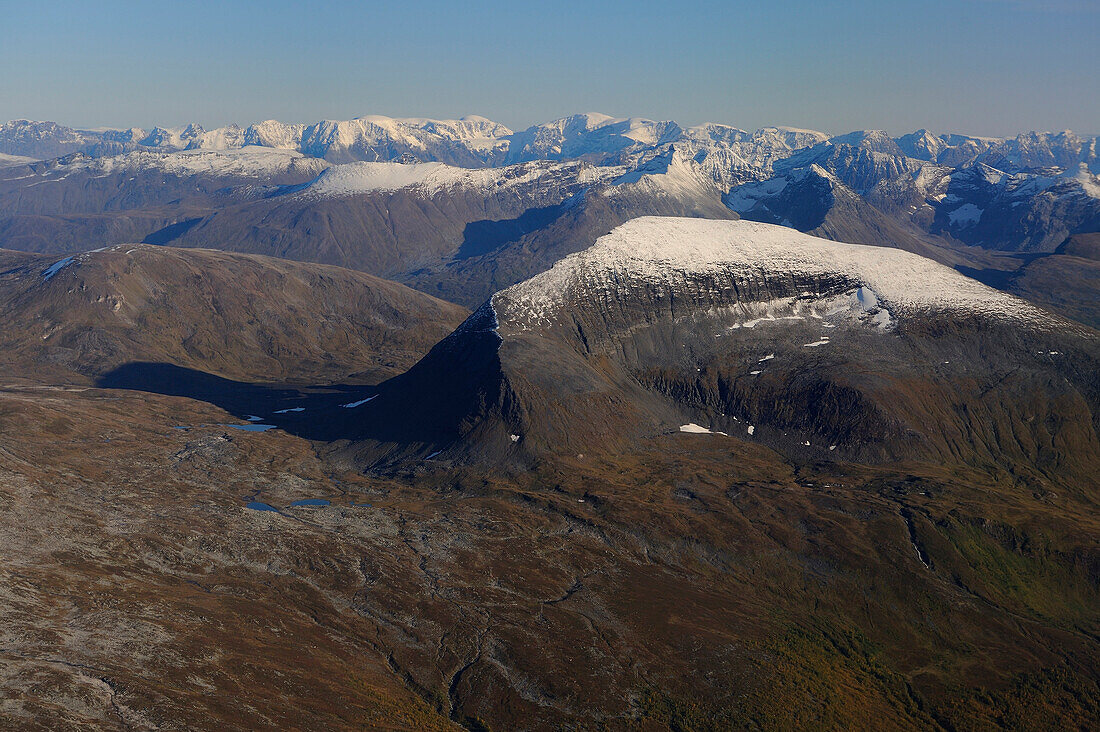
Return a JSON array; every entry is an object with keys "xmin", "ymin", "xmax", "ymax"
[{"xmin": 496, "ymin": 217, "xmax": 1053, "ymax": 327}]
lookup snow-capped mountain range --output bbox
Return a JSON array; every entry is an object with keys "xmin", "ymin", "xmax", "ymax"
[
  {"xmin": 1, "ymin": 112, "xmax": 1097, "ymax": 321},
  {"xmin": 4, "ymin": 114, "xmax": 1096, "ymax": 179}
]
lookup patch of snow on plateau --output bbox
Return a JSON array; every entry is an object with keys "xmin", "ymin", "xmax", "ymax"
[{"xmin": 42, "ymin": 257, "xmax": 75, "ymax": 280}]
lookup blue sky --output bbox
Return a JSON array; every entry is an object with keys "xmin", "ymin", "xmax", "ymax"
[{"xmin": 0, "ymin": 0, "xmax": 1096, "ymax": 135}]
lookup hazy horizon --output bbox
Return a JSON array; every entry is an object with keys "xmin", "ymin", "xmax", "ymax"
[
  {"xmin": 2, "ymin": 0, "xmax": 1097, "ymax": 138},
  {"xmin": 4, "ymin": 113, "xmax": 1097, "ymax": 142}
]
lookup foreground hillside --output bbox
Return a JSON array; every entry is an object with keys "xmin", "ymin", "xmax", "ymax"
[
  {"xmin": 0, "ymin": 218, "xmax": 1096, "ymax": 729},
  {"xmin": 3, "ymin": 381, "xmax": 1099, "ymax": 730}
]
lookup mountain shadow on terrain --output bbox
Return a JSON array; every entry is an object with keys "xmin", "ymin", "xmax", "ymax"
[
  {"xmin": 96, "ymin": 356, "xmax": 503, "ymax": 452},
  {"xmin": 96, "ymin": 362, "xmax": 383, "ymax": 442},
  {"xmin": 141, "ymin": 217, "xmax": 203, "ymax": 245},
  {"xmin": 954, "ymin": 254, "xmax": 1046, "ymax": 290},
  {"xmin": 954, "ymin": 238, "xmax": 1100, "ymax": 329},
  {"xmin": 456, "ymin": 201, "xmax": 571, "ymax": 260}
]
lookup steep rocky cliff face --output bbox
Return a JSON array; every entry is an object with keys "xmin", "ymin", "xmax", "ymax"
[{"xmin": 348, "ymin": 218, "xmax": 1100, "ymax": 485}]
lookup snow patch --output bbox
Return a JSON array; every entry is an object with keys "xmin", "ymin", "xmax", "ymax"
[
  {"xmin": 46, "ymin": 146, "xmax": 327, "ymax": 180},
  {"xmin": 725, "ymin": 176, "xmax": 788, "ymax": 212},
  {"xmin": 41, "ymin": 257, "xmax": 75, "ymax": 280},
  {"xmin": 302, "ymin": 159, "xmax": 593, "ymax": 198},
  {"xmin": 607, "ymin": 150, "xmax": 720, "ymax": 201},
  {"xmin": 340, "ymin": 396, "xmax": 377, "ymax": 408},
  {"xmin": 1071, "ymin": 164, "xmax": 1100, "ymax": 199},
  {"xmin": 679, "ymin": 423, "xmax": 727, "ymax": 435},
  {"xmin": 948, "ymin": 203, "xmax": 983, "ymax": 226}
]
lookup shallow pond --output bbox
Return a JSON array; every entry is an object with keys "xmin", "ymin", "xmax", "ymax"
[{"xmin": 223, "ymin": 423, "xmax": 277, "ymax": 432}]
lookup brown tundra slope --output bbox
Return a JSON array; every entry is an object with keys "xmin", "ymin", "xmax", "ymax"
[
  {"xmin": 0, "ymin": 244, "xmax": 467, "ymax": 384},
  {"xmin": 0, "ymin": 220, "xmax": 1098, "ymax": 730}
]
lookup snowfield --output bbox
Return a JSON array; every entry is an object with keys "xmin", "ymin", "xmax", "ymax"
[
  {"xmin": 300, "ymin": 159, "xmax": 613, "ymax": 198},
  {"xmin": 32, "ymin": 146, "xmax": 330, "ymax": 180},
  {"xmin": 496, "ymin": 217, "xmax": 1056, "ymax": 328},
  {"xmin": 680, "ymin": 423, "xmax": 728, "ymax": 435}
]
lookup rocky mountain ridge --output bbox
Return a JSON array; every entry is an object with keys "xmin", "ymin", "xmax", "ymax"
[
  {"xmin": 6, "ymin": 115, "xmax": 1094, "ymax": 177},
  {"xmin": 349, "ymin": 218, "xmax": 1099, "ymax": 483}
]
